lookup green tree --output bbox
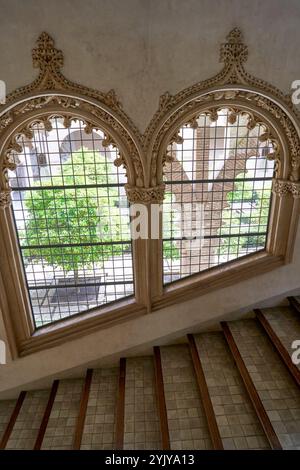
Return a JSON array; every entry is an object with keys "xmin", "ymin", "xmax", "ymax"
[
  {"xmin": 23, "ymin": 149, "xmax": 129, "ymax": 280},
  {"xmin": 218, "ymin": 174, "xmax": 271, "ymax": 257},
  {"xmin": 163, "ymin": 191, "xmax": 180, "ymax": 260}
]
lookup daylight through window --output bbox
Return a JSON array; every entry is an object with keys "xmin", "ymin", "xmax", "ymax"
[
  {"xmin": 163, "ymin": 108, "xmax": 276, "ymax": 284},
  {"xmin": 8, "ymin": 117, "xmax": 134, "ymax": 327}
]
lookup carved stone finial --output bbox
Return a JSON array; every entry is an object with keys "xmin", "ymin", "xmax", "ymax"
[
  {"xmin": 220, "ymin": 28, "xmax": 248, "ymax": 65},
  {"xmin": 227, "ymin": 28, "xmax": 243, "ymax": 43},
  {"xmin": 32, "ymin": 32, "xmax": 64, "ymax": 72},
  {"xmin": 0, "ymin": 189, "xmax": 12, "ymax": 209}
]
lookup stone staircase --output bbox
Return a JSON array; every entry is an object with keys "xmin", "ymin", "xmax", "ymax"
[{"xmin": 1, "ymin": 297, "xmax": 300, "ymax": 450}]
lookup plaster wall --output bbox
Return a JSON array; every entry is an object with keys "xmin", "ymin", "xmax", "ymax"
[{"xmin": 0, "ymin": 0, "xmax": 300, "ymax": 396}]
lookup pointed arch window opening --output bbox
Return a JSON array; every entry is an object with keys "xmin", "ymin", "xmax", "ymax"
[
  {"xmin": 0, "ymin": 29, "xmax": 299, "ymax": 352},
  {"xmin": 162, "ymin": 108, "xmax": 276, "ymax": 285},
  {"xmin": 8, "ymin": 117, "xmax": 134, "ymax": 328}
]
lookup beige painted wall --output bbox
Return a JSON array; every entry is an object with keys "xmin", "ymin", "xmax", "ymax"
[
  {"xmin": 1, "ymin": 0, "xmax": 300, "ymax": 131},
  {"xmin": 0, "ymin": 0, "xmax": 300, "ymax": 396}
]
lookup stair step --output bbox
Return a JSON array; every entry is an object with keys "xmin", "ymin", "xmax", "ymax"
[
  {"xmin": 80, "ymin": 368, "xmax": 119, "ymax": 450},
  {"xmin": 194, "ymin": 332, "xmax": 270, "ymax": 449},
  {"xmin": 1, "ymin": 298, "xmax": 300, "ymax": 451},
  {"xmin": 124, "ymin": 357, "xmax": 160, "ymax": 450},
  {"xmin": 34, "ymin": 380, "xmax": 59, "ymax": 450},
  {"xmin": 41, "ymin": 379, "xmax": 84, "ymax": 450},
  {"xmin": 227, "ymin": 319, "xmax": 300, "ymax": 449},
  {"xmin": 5, "ymin": 390, "xmax": 49, "ymax": 450},
  {"xmin": 188, "ymin": 334, "xmax": 223, "ymax": 449},
  {"xmin": 260, "ymin": 307, "xmax": 300, "ymax": 370},
  {"xmin": 159, "ymin": 344, "xmax": 213, "ymax": 450},
  {"xmin": 256, "ymin": 308, "xmax": 300, "ymax": 386},
  {"xmin": 288, "ymin": 296, "xmax": 300, "ymax": 313},
  {"xmin": 0, "ymin": 400, "xmax": 18, "ymax": 444}
]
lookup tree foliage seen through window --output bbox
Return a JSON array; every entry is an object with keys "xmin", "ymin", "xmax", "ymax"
[
  {"xmin": 218, "ymin": 175, "xmax": 271, "ymax": 256},
  {"xmin": 23, "ymin": 149, "xmax": 130, "ymax": 281}
]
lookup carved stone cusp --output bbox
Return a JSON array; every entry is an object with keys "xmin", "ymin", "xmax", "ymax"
[
  {"xmin": 114, "ymin": 153, "xmax": 126, "ymax": 169},
  {"xmin": 102, "ymin": 132, "xmax": 115, "ymax": 148}
]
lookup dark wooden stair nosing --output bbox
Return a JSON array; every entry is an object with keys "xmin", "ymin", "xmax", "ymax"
[
  {"xmin": 287, "ymin": 296, "xmax": 300, "ymax": 314},
  {"xmin": 0, "ymin": 390, "xmax": 27, "ymax": 450},
  {"xmin": 153, "ymin": 346, "xmax": 170, "ymax": 450},
  {"xmin": 73, "ymin": 369, "xmax": 94, "ymax": 450},
  {"xmin": 115, "ymin": 358, "xmax": 126, "ymax": 450},
  {"xmin": 255, "ymin": 309, "xmax": 300, "ymax": 388},
  {"xmin": 188, "ymin": 334, "xmax": 224, "ymax": 450},
  {"xmin": 221, "ymin": 321, "xmax": 282, "ymax": 450},
  {"xmin": 34, "ymin": 379, "xmax": 59, "ymax": 450}
]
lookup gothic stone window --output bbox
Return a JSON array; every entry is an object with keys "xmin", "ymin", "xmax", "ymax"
[
  {"xmin": 162, "ymin": 108, "xmax": 276, "ymax": 284},
  {"xmin": 7, "ymin": 117, "xmax": 133, "ymax": 327},
  {"xmin": 1, "ymin": 30, "xmax": 300, "ymax": 354}
]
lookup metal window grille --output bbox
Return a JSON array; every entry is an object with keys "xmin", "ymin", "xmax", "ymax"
[
  {"xmin": 163, "ymin": 108, "xmax": 275, "ymax": 285},
  {"xmin": 8, "ymin": 117, "xmax": 134, "ymax": 328}
]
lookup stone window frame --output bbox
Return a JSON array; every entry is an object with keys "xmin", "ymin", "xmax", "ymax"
[
  {"xmin": 160, "ymin": 107, "xmax": 278, "ymax": 284},
  {"xmin": 0, "ymin": 29, "xmax": 299, "ymax": 357}
]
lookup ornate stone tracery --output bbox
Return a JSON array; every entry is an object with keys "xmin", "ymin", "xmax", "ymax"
[
  {"xmin": 0, "ymin": 28, "xmax": 299, "ymax": 351},
  {"xmin": 273, "ymin": 179, "xmax": 300, "ymax": 198},
  {"xmin": 0, "ymin": 32, "xmax": 145, "ymax": 206},
  {"xmin": 144, "ymin": 28, "xmax": 300, "ymax": 195},
  {"xmin": 1, "ymin": 28, "xmax": 300, "ymax": 206}
]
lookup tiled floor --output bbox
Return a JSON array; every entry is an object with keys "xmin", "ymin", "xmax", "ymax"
[
  {"xmin": 41, "ymin": 379, "xmax": 83, "ymax": 450},
  {"xmin": 81, "ymin": 368, "xmax": 119, "ymax": 450},
  {"xmin": 0, "ymin": 400, "xmax": 16, "ymax": 442},
  {"xmin": 6, "ymin": 390, "xmax": 50, "ymax": 450},
  {"xmin": 229, "ymin": 319, "xmax": 300, "ymax": 449},
  {"xmin": 263, "ymin": 307, "xmax": 300, "ymax": 372},
  {"xmin": 195, "ymin": 332, "xmax": 270, "ymax": 449},
  {"xmin": 160, "ymin": 345, "xmax": 213, "ymax": 450},
  {"xmin": 124, "ymin": 357, "xmax": 161, "ymax": 449}
]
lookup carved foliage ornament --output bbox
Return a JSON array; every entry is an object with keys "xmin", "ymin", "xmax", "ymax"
[
  {"xmin": 5, "ymin": 32, "xmax": 126, "ymax": 113},
  {"xmin": 272, "ymin": 179, "xmax": 300, "ymax": 198},
  {"xmin": 32, "ymin": 32, "xmax": 64, "ymax": 72},
  {"xmin": 163, "ymin": 106, "xmax": 281, "ymax": 176},
  {"xmin": 125, "ymin": 184, "xmax": 165, "ymax": 204},
  {"xmin": 0, "ymin": 189, "xmax": 11, "ymax": 209},
  {"xmin": 0, "ymin": 32, "xmax": 143, "ymax": 192},
  {"xmin": 1, "ymin": 29, "xmax": 300, "ymax": 204},
  {"xmin": 146, "ymin": 28, "xmax": 300, "ymax": 195},
  {"xmin": 3, "ymin": 113, "xmax": 125, "ymax": 170}
]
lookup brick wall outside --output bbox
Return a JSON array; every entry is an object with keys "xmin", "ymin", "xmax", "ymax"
[{"xmin": 164, "ymin": 125, "xmax": 259, "ymax": 275}]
